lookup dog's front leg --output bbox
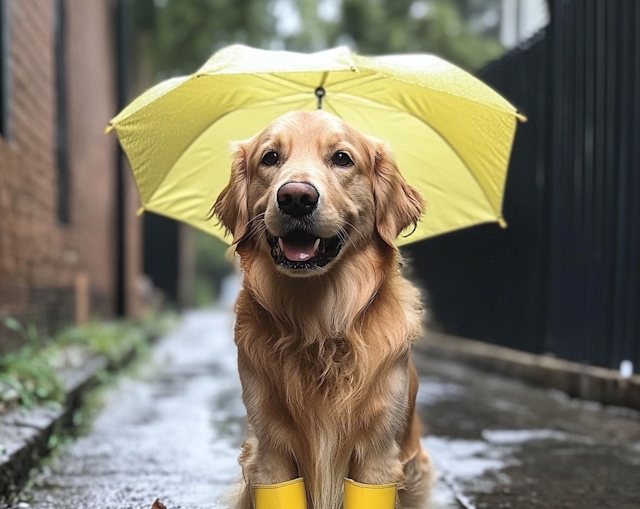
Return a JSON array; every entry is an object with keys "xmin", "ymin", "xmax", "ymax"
[
  {"xmin": 349, "ymin": 439, "xmax": 404, "ymax": 486},
  {"xmin": 343, "ymin": 440, "xmax": 404, "ymax": 509},
  {"xmin": 237, "ymin": 436, "xmax": 301, "ymax": 509},
  {"xmin": 348, "ymin": 364, "xmax": 409, "ymax": 487},
  {"xmin": 252, "ymin": 441, "xmax": 299, "ymax": 485}
]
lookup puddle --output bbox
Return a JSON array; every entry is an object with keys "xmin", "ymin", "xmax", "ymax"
[
  {"xmin": 417, "ymin": 378, "xmax": 466, "ymax": 405},
  {"xmin": 482, "ymin": 428, "xmax": 576, "ymax": 444},
  {"xmin": 423, "ymin": 427, "xmax": 603, "ymax": 509},
  {"xmin": 424, "ymin": 434, "xmax": 516, "ymax": 509}
]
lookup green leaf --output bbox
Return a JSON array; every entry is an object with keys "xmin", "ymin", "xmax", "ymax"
[
  {"xmin": 0, "ymin": 374, "xmax": 24, "ymax": 392},
  {"xmin": 19, "ymin": 390, "xmax": 33, "ymax": 408},
  {"xmin": 3, "ymin": 317, "xmax": 23, "ymax": 333},
  {"xmin": 26, "ymin": 321, "xmax": 40, "ymax": 343},
  {"xmin": 72, "ymin": 411, "xmax": 84, "ymax": 426},
  {"xmin": 35, "ymin": 387, "xmax": 49, "ymax": 398},
  {"xmin": 1, "ymin": 387, "xmax": 19, "ymax": 401},
  {"xmin": 48, "ymin": 434, "xmax": 59, "ymax": 448}
]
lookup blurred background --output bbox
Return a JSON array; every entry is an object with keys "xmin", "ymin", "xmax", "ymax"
[{"xmin": 0, "ymin": 0, "xmax": 638, "ymax": 374}]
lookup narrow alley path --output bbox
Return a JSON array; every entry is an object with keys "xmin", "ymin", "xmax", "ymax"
[
  {"xmin": 17, "ymin": 311, "xmax": 245, "ymax": 509},
  {"xmin": 12, "ymin": 310, "xmax": 640, "ymax": 509}
]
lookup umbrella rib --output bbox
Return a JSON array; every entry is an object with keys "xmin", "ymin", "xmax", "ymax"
[
  {"xmin": 240, "ymin": 93, "xmax": 315, "ymax": 110},
  {"xmin": 144, "ymin": 92, "xmax": 313, "ymax": 205},
  {"xmin": 412, "ymin": 114, "xmax": 501, "ymax": 216},
  {"xmin": 331, "ymin": 65, "xmax": 520, "ymax": 119},
  {"xmin": 419, "ymin": 122, "xmax": 501, "ymax": 217},
  {"xmin": 261, "ymin": 70, "xmax": 355, "ymax": 91},
  {"xmin": 110, "ymin": 73, "xmax": 305, "ymax": 133},
  {"xmin": 254, "ymin": 70, "xmax": 375, "ymax": 94},
  {"xmin": 320, "ymin": 72, "xmax": 368, "ymax": 89},
  {"xmin": 250, "ymin": 72, "xmax": 310, "ymax": 93},
  {"xmin": 365, "ymin": 68, "xmax": 520, "ymax": 118},
  {"xmin": 324, "ymin": 100, "xmax": 347, "ymax": 120},
  {"xmin": 332, "ymin": 91, "xmax": 502, "ymax": 217},
  {"xmin": 327, "ymin": 72, "xmax": 516, "ymax": 132},
  {"xmin": 318, "ymin": 71, "xmax": 329, "ymax": 88},
  {"xmin": 330, "ymin": 75, "xmax": 385, "ymax": 93},
  {"xmin": 304, "ymin": 73, "xmax": 379, "ymax": 93},
  {"xmin": 421, "ymin": 120, "xmax": 501, "ymax": 216}
]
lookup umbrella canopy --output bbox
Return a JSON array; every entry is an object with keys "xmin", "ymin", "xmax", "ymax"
[{"xmin": 108, "ymin": 45, "xmax": 523, "ymax": 245}]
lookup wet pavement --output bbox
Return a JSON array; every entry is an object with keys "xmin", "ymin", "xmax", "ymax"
[
  {"xmin": 10, "ymin": 309, "xmax": 640, "ymax": 509},
  {"xmin": 413, "ymin": 356, "xmax": 640, "ymax": 509}
]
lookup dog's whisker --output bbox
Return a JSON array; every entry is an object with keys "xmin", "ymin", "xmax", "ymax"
[
  {"xmin": 250, "ymin": 225, "xmax": 268, "ymax": 242},
  {"xmin": 247, "ymin": 221, "xmax": 262, "ymax": 237},
  {"xmin": 252, "ymin": 220, "xmax": 267, "ymax": 232},
  {"xmin": 243, "ymin": 213, "xmax": 267, "ymax": 242},
  {"xmin": 246, "ymin": 220, "xmax": 268, "ymax": 242},
  {"xmin": 246, "ymin": 212, "xmax": 266, "ymax": 227},
  {"xmin": 340, "ymin": 230, "xmax": 351, "ymax": 250},
  {"xmin": 341, "ymin": 229, "xmax": 353, "ymax": 250},
  {"xmin": 344, "ymin": 221, "xmax": 365, "ymax": 241},
  {"xmin": 339, "ymin": 225, "xmax": 359, "ymax": 253}
]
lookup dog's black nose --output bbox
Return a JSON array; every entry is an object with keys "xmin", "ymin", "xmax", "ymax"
[{"xmin": 277, "ymin": 182, "xmax": 319, "ymax": 218}]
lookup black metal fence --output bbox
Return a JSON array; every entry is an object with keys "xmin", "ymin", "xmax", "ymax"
[{"xmin": 406, "ymin": 0, "xmax": 640, "ymax": 372}]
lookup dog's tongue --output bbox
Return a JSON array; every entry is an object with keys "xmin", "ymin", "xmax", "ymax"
[{"xmin": 280, "ymin": 238, "xmax": 318, "ymax": 262}]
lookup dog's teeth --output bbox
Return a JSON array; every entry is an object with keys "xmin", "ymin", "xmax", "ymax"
[
  {"xmin": 313, "ymin": 238, "xmax": 320, "ymax": 252},
  {"xmin": 278, "ymin": 238, "xmax": 284, "ymax": 251}
]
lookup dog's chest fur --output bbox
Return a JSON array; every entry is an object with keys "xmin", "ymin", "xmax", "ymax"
[
  {"xmin": 236, "ymin": 308, "xmax": 410, "ymax": 509},
  {"xmin": 232, "ymin": 247, "xmax": 422, "ymax": 508}
]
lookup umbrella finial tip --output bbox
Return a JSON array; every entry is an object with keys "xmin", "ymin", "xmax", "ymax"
[{"xmin": 315, "ymin": 87, "xmax": 326, "ymax": 110}]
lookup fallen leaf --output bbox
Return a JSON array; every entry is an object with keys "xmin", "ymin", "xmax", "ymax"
[{"xmin": 151, "ymin": 499, "xmax": 167, "ymax": 509}]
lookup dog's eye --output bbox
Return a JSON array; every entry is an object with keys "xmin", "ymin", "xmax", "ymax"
[
  {"xmin": 262, "ymin": 151, "xmax": 279, "ymax": 166},
  {"xmin": 332, "ymin": 151, "xmax": 353, "ymax": 167}
]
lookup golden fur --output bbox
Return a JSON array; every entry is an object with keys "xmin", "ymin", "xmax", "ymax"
[{"xmin": 214, "ymin": 110, "xmax": 432, "ymax": 509}]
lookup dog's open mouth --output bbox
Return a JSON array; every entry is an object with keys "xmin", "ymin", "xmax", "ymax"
[{"xmin": 266, "ymin": 230, "xmax": 342, "ymax": 270}]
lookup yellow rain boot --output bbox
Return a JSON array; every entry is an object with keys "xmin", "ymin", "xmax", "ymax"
[
  {"xmin": 253, "ymin": 478, "xmax": 307, "ymax": 509},
  {"xmin": 343, "ymin": 479, "xmax": 397, "ymax": 509}
]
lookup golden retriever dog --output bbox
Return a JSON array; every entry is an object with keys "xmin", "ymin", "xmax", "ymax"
[{"xmin": 213, "ymin": 110, "xmax": 432, "ymax": 509}]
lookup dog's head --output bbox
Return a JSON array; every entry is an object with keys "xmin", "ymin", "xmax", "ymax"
[{"xmin": 213, "ymin": 110, "xmax": 425, "ymax": 277}]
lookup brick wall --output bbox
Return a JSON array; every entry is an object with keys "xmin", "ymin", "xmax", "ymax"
[{"xmin": 0, "ymin": 0, "xmax": 141, "ymax": 349}]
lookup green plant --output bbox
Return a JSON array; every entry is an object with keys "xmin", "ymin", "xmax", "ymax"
[
  {"xmin": 56, "ymin": 321, "xmax": 148, "ymax": 365},
  {"xmin": 138, "ymin": 307, "xmax": 179, "ymax": 339},
  {"xmin": 0, "ymin": 347, "xmax": 64, "ymax": 408},
  {"xmin": 1, "ymin": 312, "xmax": 177, "ymax": 410},
  {"xmin": 3, "ymin": 317, "xmax": 46, "ymax": 346}
]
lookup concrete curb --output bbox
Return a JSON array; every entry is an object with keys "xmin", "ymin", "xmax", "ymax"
[
  {"xmin": 417, "ymin": 331, "xmax": 640, "ymax": 411},
  {"xmin": 0, "ymin": 343, "xmax": 148, "ymax": 504}
]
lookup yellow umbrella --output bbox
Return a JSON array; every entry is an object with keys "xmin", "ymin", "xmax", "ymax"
[{"xmin": 108, "ymin": 44, "xmax": 524, "ymax": 245}]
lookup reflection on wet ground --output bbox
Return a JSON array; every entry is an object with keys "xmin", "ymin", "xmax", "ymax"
[
  {"xmin": 413, "ymin": 350, "xmax": 640, "ymax": 509},
  {"xmin": 13, "ymin": 310, "xmax": 640, "ymax": 509}
]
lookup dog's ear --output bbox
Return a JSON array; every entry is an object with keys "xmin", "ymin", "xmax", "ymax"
[
  {"xmin": 372, "ymin": 141, "xmax": 425, "ymax": 248},
  {"xmin": 212, "ymin": 141, "xmax": 250, "ymax": 245}
]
